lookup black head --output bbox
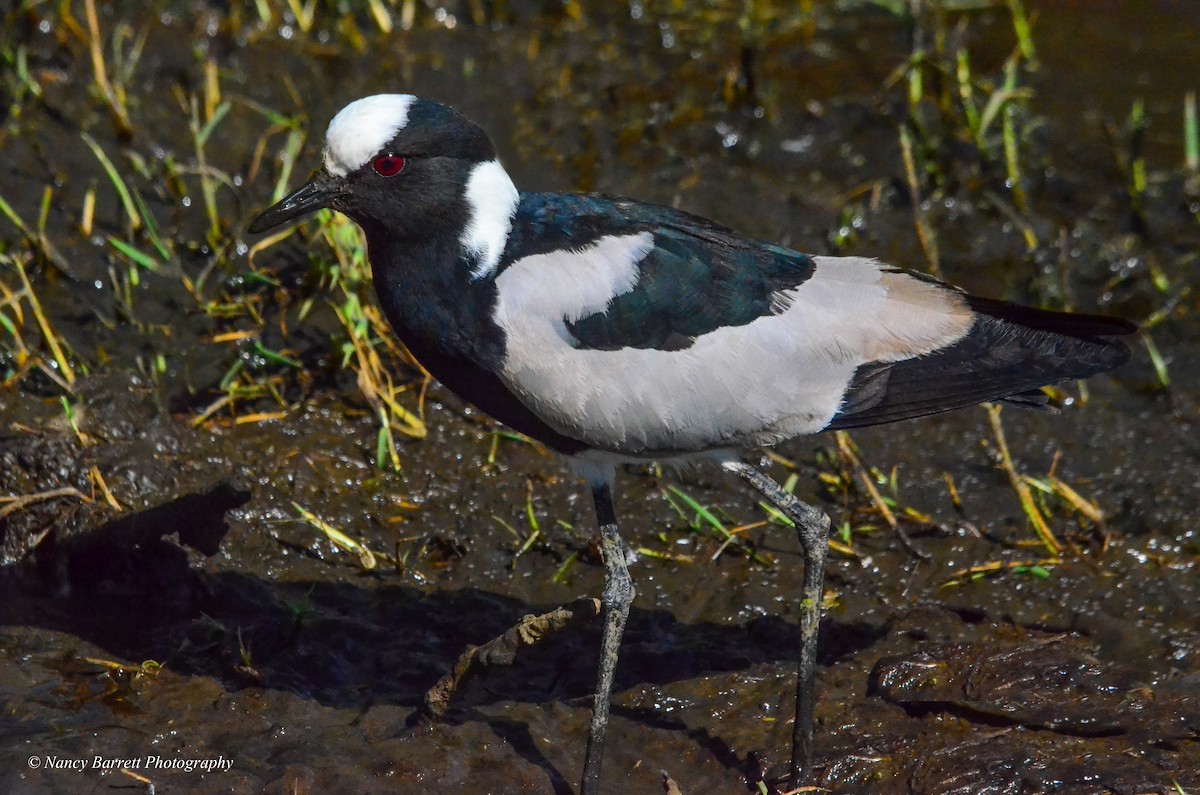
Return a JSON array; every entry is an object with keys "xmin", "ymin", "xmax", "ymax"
[{"xmin": 248, "ymin": 95, "xmax": 512, "ymax": 249}]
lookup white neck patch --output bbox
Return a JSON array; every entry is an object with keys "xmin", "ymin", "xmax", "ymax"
[
  {"xmin": 462, "ymin": 160, "xmax": 519, "ymax": 279},
  {"xmin": 323, "ymin": 94, "xmax": 417, "ymax": 177}
]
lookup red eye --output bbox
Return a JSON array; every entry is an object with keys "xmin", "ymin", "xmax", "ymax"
[{"xmin": 372, "ymin": 154, "xmax": 406, "ymax": 177}]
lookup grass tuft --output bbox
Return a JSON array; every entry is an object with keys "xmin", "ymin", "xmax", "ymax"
[
  {"xmin": 2, "ymin": 254, "xmax": 77, "ymax": 388},
  {"xmin": 986, "ymin": 404, "xmax": 1062, "ymax": 555}
]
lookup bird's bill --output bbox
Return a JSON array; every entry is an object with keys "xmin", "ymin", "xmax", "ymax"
[{"xmin": 248, "ymin": 170, "xmax": 343, "ymax": 233}]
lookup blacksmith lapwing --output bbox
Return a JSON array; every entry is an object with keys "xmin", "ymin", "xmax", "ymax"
[{"xmin": 249, "ymin": 94, "xmax": 1134, "ymax": 794}]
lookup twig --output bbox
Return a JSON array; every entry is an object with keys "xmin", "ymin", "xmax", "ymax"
[
  {"xmin": 0, "ymin": 486, "xmax": 91, "ymax": 521},
  {"xmin": 419, "ymin": 597, "xmax": 602, "ymax": 726}
]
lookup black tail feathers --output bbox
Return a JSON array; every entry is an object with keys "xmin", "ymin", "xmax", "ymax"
[{"xmin": 830, "ymin": 298, "xmax": 1135, "ymax": 430}]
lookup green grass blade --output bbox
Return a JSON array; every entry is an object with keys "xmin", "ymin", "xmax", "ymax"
[
  {"xmin": 81, "ymin": 132, "xmax": 142, "ymax": 232},
  {"xmin": 665, "ymin": 486, "xmax": 729, "ymax": 535},
  {"xmin": 1184, "ymin": 91, "xmax": 1197, "ymax": 172},
  {"xmin": 197, "ymin": 100, "xmax": 231, "ymax": 148},
  {"xmin": 131, "ymin": 190, "xmax": 170, "ymax": 261},
  {"xmin": 108, "ymin": 237, "xmax": 161, "ymax": 272},
  {"xmin": 251, "ymin": 341, "xmax": 302, "ymax": 369},
  {"xmin": 273, "ymin": 128, "xmax": 306, "ymax": 202}
]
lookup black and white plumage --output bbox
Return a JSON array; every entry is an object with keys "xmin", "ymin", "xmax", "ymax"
[{"xmin": 249, "ymin": 94, "xmax": 1134, "ymax": 794}]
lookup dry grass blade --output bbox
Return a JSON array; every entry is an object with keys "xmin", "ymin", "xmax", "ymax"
[
  {"xmin": 118, "ymin": 770, "xmax": 154, "ymax": 789},
  {"xmin": 836, "ymin": 432, "xmax": 897, "ymax": 530},
  {"xmin": 83, "ymin": 0, "xmax": 132, "ymax": 136},
  {"xmin": 293, "ymin": 502, "xmax": 377, "ymax": 570},
  {"xmin": 87, "ymin": 466, "xmax": 124, "ymax": 511},
  {"xmin": 835, "ymin": 431, "xmax": 928, "ymax": 558},
  {"xmin": 191, "ymin": 393, "xmax": 234, "ymax": 427},
  {"xmin": 985, "ymin": 404, "xmax": 1062, "ymax": 555},
  {"xmin": 246, "ymin": 225, "xmax": 297, "ymax": 265},
  {"xmin": 0, "ymin": 192, "xmax": 73, "ymax": 276},
  {"xmin": 0, "ymin": 271, "xmax": 32, "ymax": 383},
  {"xmin": 1043, "ymin": 472, "xmax": 1110, "ymax": 547},
  {"xmin": 941, "ymin": 557, "xmax": 1061, "ymax": 588},
  {"xmin": 898, "ymin": 124, "xmax": 940, "ymax": 277},
  {"xmin": 12, "ymin": 254, "xmax": 76, "ymax": 387},
  {"xmin": 339, "ymin": 302, "xmax": 428, "ymax": 441},
  {"xmin": 366, "ymin": 0, "xmax": 394, "ymax": 32},
  {"xmin": 286, "ymin": 0, "xmax": 318, "ymax": 32},
  {"xmin": 1043, "ymin": 474, "xmax": 1105, "ymax": 526},
  {"xmin": 1141, "ymin": 331, "xmax": 1171, "ymax": 388},
  {"xmin": 941, "ymin": 471, "xmax": 963, "ymax": 512},
  {"xmin": 233, "ymin": 411, "xmax": 289, "ymax": 425}
]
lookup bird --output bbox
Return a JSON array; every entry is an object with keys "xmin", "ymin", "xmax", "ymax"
[{"xmin": 248, "ymin": 94, "xmax": 1135, "ymax": 794}]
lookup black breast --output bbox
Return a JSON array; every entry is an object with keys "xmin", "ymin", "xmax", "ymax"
[{"xmin": 367, "ymin": 235, "xmax": 588, "ymax": 455}]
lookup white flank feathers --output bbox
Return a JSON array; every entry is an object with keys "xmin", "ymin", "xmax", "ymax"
[{"xmin": 494, "ymin": 253, "xmax": 973, "ymax": 455}]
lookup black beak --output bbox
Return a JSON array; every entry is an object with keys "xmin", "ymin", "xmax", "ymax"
[{"xmin": 248, "ymin": 170, "xmax": 344, "ymax": 234}]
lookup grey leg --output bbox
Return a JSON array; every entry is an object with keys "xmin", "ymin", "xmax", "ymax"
[
  {"xmin": 580, "ymin": 480, "xmax": 634, "ymax": 795},
  {"xmin": 724, "ymin": 459, "xmax": 830, "ymax": 789}
]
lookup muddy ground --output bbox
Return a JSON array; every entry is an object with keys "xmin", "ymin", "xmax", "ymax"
[{"xmin": 1, "ymin": 1, "xmax": 1198, "ymax": 793}]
